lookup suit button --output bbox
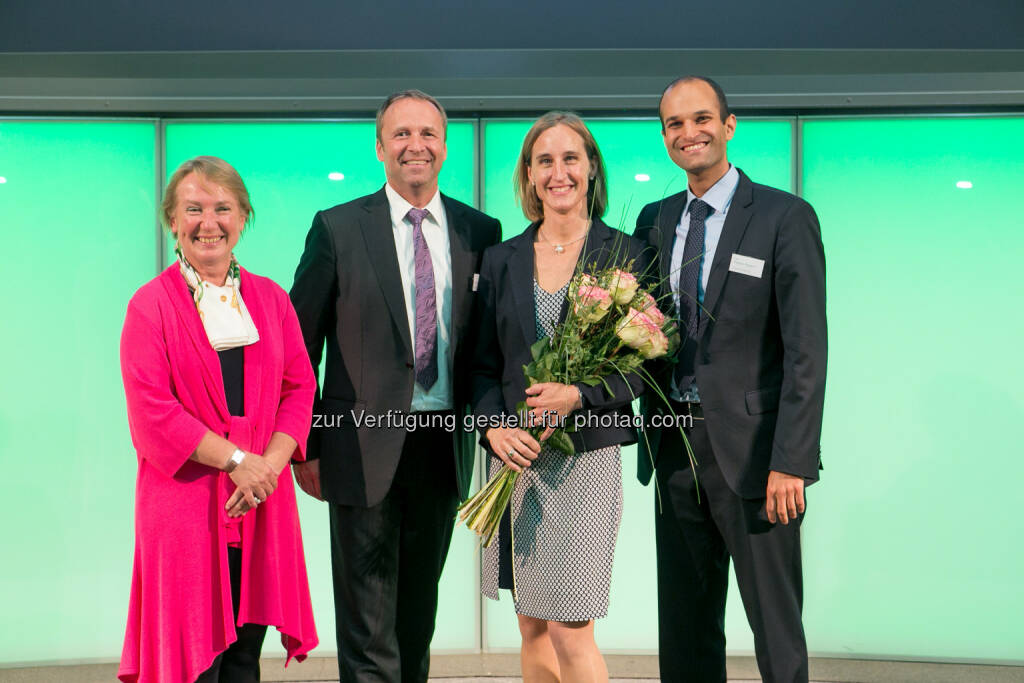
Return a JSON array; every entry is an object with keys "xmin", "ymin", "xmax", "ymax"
[{"xmin": 405, "ymin": 362, "xmax": 414, "ymax": 369}]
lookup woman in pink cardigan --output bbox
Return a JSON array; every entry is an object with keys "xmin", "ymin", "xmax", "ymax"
[{"xmin": 119, "ymin": 157, "xmax": 318, "ymax": 683}]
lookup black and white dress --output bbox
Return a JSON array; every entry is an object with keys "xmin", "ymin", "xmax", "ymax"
[{"xmin": 480, "ymin": 280, "xmax": 623, "ymax": 621}]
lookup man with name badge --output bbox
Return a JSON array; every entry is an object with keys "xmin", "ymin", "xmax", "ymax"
[
  {"xmin": 634, "ymin": 76, "xmax": 827, "ymax": 683},
  {"xmin": 290, "ymin": 90, "xmax": 501, "ymax": 683}
]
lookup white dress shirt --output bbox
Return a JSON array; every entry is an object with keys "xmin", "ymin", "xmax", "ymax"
[{"xmin": 385, "ymin": 183, "xmax": 453, "ymax": 411}]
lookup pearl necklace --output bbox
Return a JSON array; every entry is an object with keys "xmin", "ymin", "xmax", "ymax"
[{"xmin": 537, "ymin": 225, "xmax": 589, "ymax": 254}]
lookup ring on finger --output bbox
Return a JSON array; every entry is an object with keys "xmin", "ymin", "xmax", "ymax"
[
  {"xmin": 506, "ymin": 449, "xmax": 516, "ymax": 459},
  {"xmin": 253, "ymin": 497, "xmax": 262, "ymax": 505}
]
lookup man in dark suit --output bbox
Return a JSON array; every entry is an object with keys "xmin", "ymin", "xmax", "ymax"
[
  {"xmin": 289, "ymin": 90, "xmax": 501, "ymax": 683},
  {"xmin": 634, "ymin": 76, "xmax": 827, "ymax": 683}
]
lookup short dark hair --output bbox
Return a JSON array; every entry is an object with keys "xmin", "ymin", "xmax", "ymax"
[
  {"xmin": 375, "ymin": 89, "xmax": 448, "ymax": 141},
  {"xmin": 659, "ymin": 75, "xmax": 731, "ymax": 127}
]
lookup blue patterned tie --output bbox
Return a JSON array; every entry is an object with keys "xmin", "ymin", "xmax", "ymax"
[
  {"xmin": 674, "ymin": 198, "xmax": 711, "ymax": 391},
  {"xmin": 407, "ymin": 208, "xmax": 438, "ymax": 391}
]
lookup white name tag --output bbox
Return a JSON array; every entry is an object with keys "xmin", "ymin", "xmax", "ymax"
[
  {"xmin": 472, "ymin": 273, "xmax": 480, "ymax": 291},
  {"xmin": 729, "ymin": 253, "xmax": 765, "ymax": 278}
]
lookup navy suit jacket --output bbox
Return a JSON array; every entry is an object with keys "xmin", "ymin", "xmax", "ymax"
[
  {"xmin": 290, "ymin": 186, "xmax": 501, "ymax": 506},
  {"xmin": 634, "ymin": 169, "xmax": 827, "ymax": 497}
]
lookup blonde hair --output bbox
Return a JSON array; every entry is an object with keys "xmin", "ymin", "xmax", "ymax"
[
  {"xmin": 514, "ymin": 111, "xmax": 608, "ymax": 222},
  {"xmin": 161, "ymin": 156, "xmax": 254, "ymax": 230}
]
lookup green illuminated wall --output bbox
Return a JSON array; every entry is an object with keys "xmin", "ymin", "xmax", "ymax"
[
  {"xmin": 1, "ymin": 114, "xmax": 1021, "ymax": 668},
  {"xmin": 801, "ymin": 117, "xmax": 1024, "ymax": 660},
  {"xmin": 0, "ymin": 121, "xmax": 156, "ymax": 662}
]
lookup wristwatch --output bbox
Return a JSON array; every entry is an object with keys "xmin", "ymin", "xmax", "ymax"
[{"xmin": 225, "ymin": 448, "xmax": 246, "ymax": 473}]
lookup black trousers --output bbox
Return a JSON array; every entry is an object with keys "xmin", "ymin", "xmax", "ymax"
[
  {"xmin": 329, "ymin": 424, "xmax": 459, "ymax": 683},
  {"xmin": 195, "ymin": 546, "xmax": 268, "ymax": 683},
  {"xmin": 655, "ymin": 418, "xmax": 807, "ymax": 683}
]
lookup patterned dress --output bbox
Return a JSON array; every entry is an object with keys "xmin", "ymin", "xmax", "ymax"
[{"xmin": 480, "ymin": 280, "xmax": 623, "ymax": 621}]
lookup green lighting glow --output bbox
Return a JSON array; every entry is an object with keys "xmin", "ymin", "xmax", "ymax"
[{"xmin": 1, "ymin": 115, "xmax": 1020, "ymax": 666}]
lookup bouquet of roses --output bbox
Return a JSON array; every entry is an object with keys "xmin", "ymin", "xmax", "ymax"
[{"xmin": 458, "ymin": 257, "xmax": 680, "ymax": 547}]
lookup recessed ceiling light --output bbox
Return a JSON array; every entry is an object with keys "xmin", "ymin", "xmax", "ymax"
[
  {"xmin": 328, "ymin": 172, "xmax": 345, "ymax": 181},
  {"xmin": 0, "ymin": 176, "xmax": 7, "ymax": 184},
  {"xmin": 955, "ymin": 180, "xmax": 972, "ymax": 189},
  {"xmin": 634, "ymin": 173, "xmax": 650, "ymax": 182}
]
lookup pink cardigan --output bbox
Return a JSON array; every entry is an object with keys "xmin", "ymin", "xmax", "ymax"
[{"xmin": 118, "ymin": 266, "xmax": 318, "ymax": 683}]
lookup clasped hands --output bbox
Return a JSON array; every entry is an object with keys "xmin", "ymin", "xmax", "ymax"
[
  {"xmin": 486, "ymin": 382, "xmax": 582, "ymax": 472},
  {"xmin": 225, "ymin": 452, "xmax": 281, "ymax": 518}
]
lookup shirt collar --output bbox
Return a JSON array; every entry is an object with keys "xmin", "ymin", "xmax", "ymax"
[
  {"xmin": 385, "ymin": 182, "xmax": 444, "ymax": 229},
  {"xmin": 684, "ymin": 164, "xmax": 739, "ymax": 217}
]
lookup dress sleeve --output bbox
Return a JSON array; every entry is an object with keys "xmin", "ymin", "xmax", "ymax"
[
  {"xmin": 120, "ymin": 299, "xmax": 209, "ymax": 478},
  {"xmin": 273, "ymin": 293, "xmax": 317, "ymax": 461}
]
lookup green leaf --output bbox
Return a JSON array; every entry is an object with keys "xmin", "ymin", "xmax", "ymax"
[
  {"xmin": 546, "ymin": 429, "xmax": 576, "ymax": 456},
  {"xmin": 531, "ymin": 337, "xmax": 551, "ymax": 362}
]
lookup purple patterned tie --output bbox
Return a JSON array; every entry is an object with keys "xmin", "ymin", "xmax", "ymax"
[{"xmin": 407, "ymin": 208, "xmax": 438, "ymax": 391}]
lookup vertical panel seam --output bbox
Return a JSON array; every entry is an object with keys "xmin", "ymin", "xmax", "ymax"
[
  {"xmin": 155, "ymin": 118, "xmax": 166, "ymax": 274},
  {"xmin": 794, "ymin": 115, "xmax": 803, "ymax": 198}
]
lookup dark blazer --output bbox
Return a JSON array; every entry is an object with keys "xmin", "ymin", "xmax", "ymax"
[
  {"xmin": 634, "ymin": 169, "xmax": 827, "ymax": 498},
  {"xmin": 290, "ymin": 186, "xmax": 501, "ymax": 507},
  {"xmin": 471, "ymin": 218, "xmax": 648, "ymax": 454}
]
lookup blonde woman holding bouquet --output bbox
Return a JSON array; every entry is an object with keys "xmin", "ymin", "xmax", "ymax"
[{"xmin": 471, "ymin": 112, "xmax": 648, "ymax": 683}]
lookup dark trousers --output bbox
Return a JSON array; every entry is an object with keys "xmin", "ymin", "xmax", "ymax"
[
  {"xmin": 655, "ymin": 419, "xmax": 807, "ymax": 683},
  {"xmin": 329, "ymin": 425, "xmax": 459, "ymax": 683},
  {"xmin": 195, "ymin": 546, "xmax": 268, "ymax": 683}
]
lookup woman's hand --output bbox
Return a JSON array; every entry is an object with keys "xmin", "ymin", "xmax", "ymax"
[
  {"xmin": 485, "ymin": 427, "xmax": 542, "ymax": 473},
  {"xmin": 225, "ymin": 452, "xmax": 279, "ymax": 517},
  {"xmin": 524, "ymin": 382, "xmax": 583, "ymax": 440}
]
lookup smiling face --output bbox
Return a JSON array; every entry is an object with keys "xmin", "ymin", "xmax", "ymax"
[
  {"xmin": 375, "ymin": 96, "xmax": 447, "ymax": 205},
  {"xmin": 169, "ymin": 172, "xmax": 246, "ymax": 284},
  {"xmin": 527, "ymin": 124, "xmax": 594, "ymax": 219},
  {"xmin": 660, "ymin": 79, "xmax": 736, "ymax": 186}
]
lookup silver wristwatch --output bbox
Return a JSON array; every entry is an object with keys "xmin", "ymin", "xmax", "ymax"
[{"xmin": 225, "ymin": 448, "xmax": 246, "ymax": 473}]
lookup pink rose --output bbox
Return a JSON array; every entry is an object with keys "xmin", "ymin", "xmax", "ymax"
[
  {"xmin": 607, "ymin": 269, "xmax": 639, "ymax": 305},
  {"xmin": 569, "ymin": 272, "xmax": 599, "ymax": 301},
  {"xmin": 615, "ymin": 308, "xmax": 655, "ymax": 349},
  {"xmin": 573, "ymin": 285, "xmax": 613, "ymax": 323},
  {"xmin": 635, "ymin": 291, "xmax": 666, "ymax": 326},
  {"xmin": 640, "ymin": 326, "xmax": 670, "ymax": 359}
]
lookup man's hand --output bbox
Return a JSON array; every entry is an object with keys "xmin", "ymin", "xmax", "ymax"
[
  {"xmin": 765, "ymin": 470, "xmax": 805, "ymax": 525},
  {"xmin": 293, "ymin": 459, "xmax": 323, "ymax": 501}
]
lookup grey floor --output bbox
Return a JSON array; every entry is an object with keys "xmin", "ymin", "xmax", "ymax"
[{"xmin": 3, "ymin": 655, "xmax": 1021, "ymax": 682}]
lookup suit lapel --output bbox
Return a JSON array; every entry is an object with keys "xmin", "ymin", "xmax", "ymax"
[
  {"xmin": 702, "ymin": 171, "xmax": 754, "ymax": 318},
  {"xmin": 358, "ymin": 189, "xmax": 414, "ymax": 358},
  {"xmin": 509, "ymin": 225, "xmax": 538, "ymax": 345},
  {"xmin": 656, "ymin": 192, "xmax": 686, "ymax": 315},
  {"xmin": 443, "ymin": 195, "xmax": 474, "ymax": 347}
]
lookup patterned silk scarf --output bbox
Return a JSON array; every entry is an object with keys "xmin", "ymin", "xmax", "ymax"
[{"xmin": 175, "ymin": 245, "xmax": 260, "ymax": 351}]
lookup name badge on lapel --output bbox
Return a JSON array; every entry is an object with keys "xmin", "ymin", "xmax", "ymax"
[
  {"xmin": 729, "ymin": 253, "xmax": 765, "ymax": 278},
  {"xmin": 472, "ymin": 273, "xmax": 480, "ymax": 291}
]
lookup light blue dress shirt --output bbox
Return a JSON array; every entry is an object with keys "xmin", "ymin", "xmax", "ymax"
[
  {"xmin": 669, "ymin": 165, "xmax": 739, "ymax": 401},
  {"xmin": 385, "ymin": 183, "xmax": 453, "ymax": 411}
]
